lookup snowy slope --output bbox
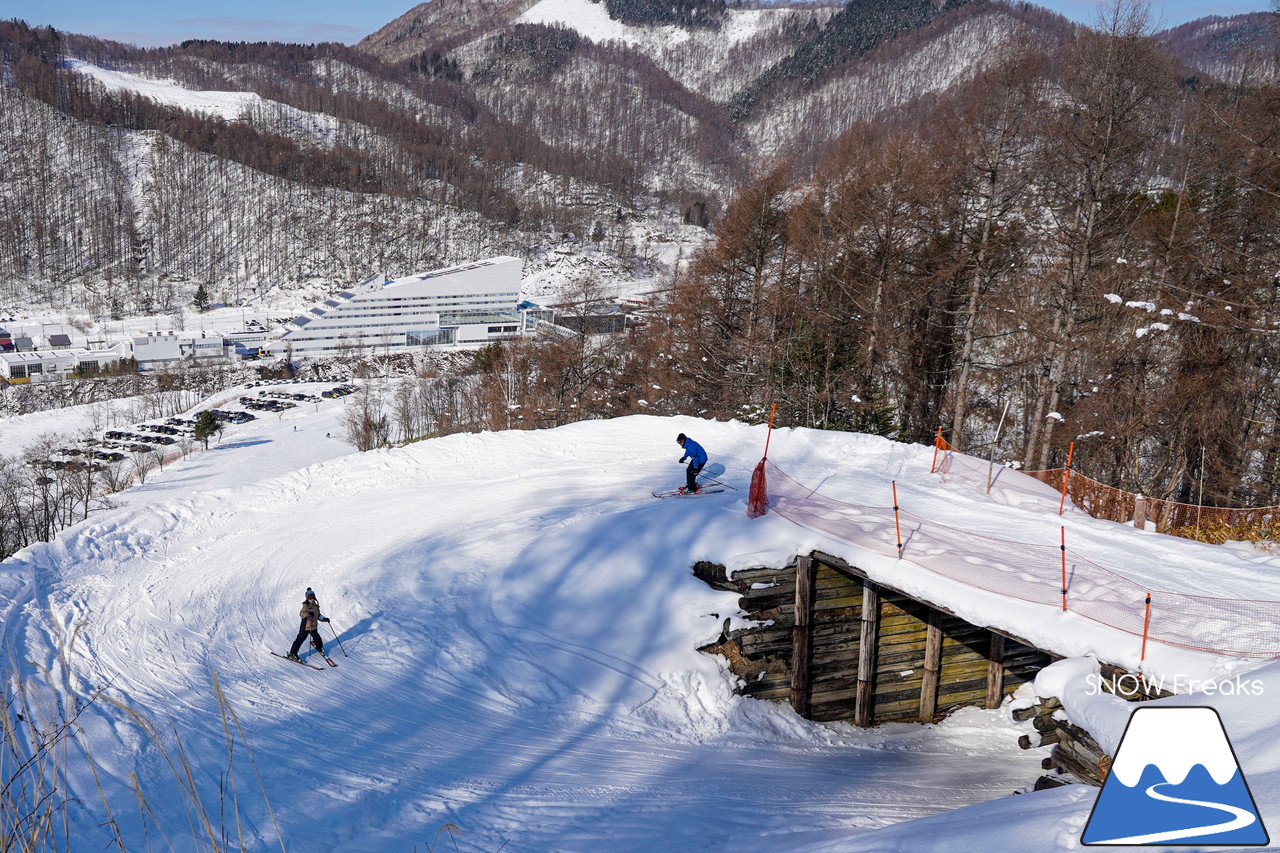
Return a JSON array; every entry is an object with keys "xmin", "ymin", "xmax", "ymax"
[
  {"xmin": 66, "ymin": 59, "xmax": 340, "ymax": 146},
  {"xmin": 512, "ymin": 0, "xmax": 837, "ymax": 99},
  {"xmin": 5, "ymin": 408, "xmax": 1280, "ymax": 850}
]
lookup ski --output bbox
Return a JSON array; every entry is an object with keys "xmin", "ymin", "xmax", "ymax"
[
  {"xmin": 311, "ymin": 642, "xmax": 338, "ymax": 667},
  {"xmin": 652, "ymin": 487, "xmax": 726, "ymax": 499},
  {"xmin": 271, "ymin": 651, "xmax": 325, "ymax": 670}
]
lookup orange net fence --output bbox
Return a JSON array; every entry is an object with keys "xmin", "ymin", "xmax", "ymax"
[
  {"xmin": 1023, "ymin": 468, "xmax": 1280, "ymax": 538},
  {"xmin": 932, "ymin": 434, "xmax": 1280, "ymax": 541},
  {"xmin": 760, "ymin": 457, "xmax": 1280, "ymax": 659}
]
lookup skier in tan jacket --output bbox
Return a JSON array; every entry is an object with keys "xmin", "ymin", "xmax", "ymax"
[{"xmin": 286, "ymin": 587, "xmax": 329, "ymax": 661}]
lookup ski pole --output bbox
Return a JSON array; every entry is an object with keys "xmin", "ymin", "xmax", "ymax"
[
  {"xmin": 327, "ymin": 621, "xmax": 348, "ymax": 657},
  {"xmin": 697, "ymin": 471, "xmax": 739, "ymax": 492}
]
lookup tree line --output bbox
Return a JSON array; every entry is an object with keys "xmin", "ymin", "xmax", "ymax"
[
  {"xmin": 375, "ymin": 4, "xmax": 1280, "ymax": 513},
  {"xmin": 658, "ymin": 5, "xmax": 1280, "ymax": 508}
]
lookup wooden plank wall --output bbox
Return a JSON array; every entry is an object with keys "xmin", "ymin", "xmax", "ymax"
[{"xmin": 696, "ymin": 553, "xmax": 1056, "ymax": 727}]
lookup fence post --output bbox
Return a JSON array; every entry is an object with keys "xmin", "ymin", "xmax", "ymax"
[
  {"xmin": 892, "ymin": 480, "xmax": 903, "ymax": 558},
  {"xmin": 1060, "ymin": 527, "xmax": 1068, "ymax": 611},
  {"xmin": 1139, "ymin": 593, "xmax": 1152, "ymax": 669},
  {"xmin": 1058, "ymin": 441, "xmax": 1075, "ymax": 516},
  {"xmin": 790, "ymin": 554, "xmax": 815, "ymax": 717},
  {"xmin": 855, "ymin": 580, "xmax": 880, "ymax": 727},
  {"xmin": 1133, "ymin": 495, "xmax": 1146, "ymax": 529}
]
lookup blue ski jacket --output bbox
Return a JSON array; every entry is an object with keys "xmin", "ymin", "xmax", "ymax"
[{"xmin": 679, "ymin": 437, "xmax": 708, "ymax": 468}]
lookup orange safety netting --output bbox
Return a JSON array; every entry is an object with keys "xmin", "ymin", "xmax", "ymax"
[
  {"xmin": 1024, "ymin": 468, "xmax": 1280, "ymax": 537},
  {"xmin": 760, "ymin": 457, "xmax": 1280, "ymax": 659},
  {"xmin": 932, "ymin": 432, "xmax": 1280, "ymax": 539}
]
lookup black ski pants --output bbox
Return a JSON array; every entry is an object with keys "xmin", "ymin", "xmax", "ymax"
[
  {"xmin": 289, "ymin": 624, "xmax": 324, "ymax": 656},
  {"xmin": 686, "ymin": 462, "xmax": 704, "ymax": 492}
]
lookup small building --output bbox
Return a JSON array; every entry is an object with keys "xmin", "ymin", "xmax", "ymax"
[
  {"xmin": 12, "ymin": 336, "xmax": 34, "ymax": 352},
  {"xmin": 223, "ymin": 331, "xmax": 272, "ymax": 358},
  {"xmin": 48, "ymin": 333, "xmax": 72, "ymax": 349},
  {"xmin": 0, "ymin": 345, "xmax": 128, "ymax": 384},
  {"xmin": 132, "ymin": 331, "xmax": 226, "ymax": 371}
]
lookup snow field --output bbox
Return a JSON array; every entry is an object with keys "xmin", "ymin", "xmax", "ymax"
[{"xmin": 6, "ymin": 403, "xmax": 1280, "ymax": 849}]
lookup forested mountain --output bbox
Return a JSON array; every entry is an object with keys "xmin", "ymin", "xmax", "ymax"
[
  {"xmin": 4, "ymin": 0, "xmax": 1280, "ymax": 510},
  {"xmin": 1158, "ymin": 12, "xmax": 1278, "ymax": 82},
  {"xmin": 2, "ymin": 0, "xmax": 1263, "ymax": 305}
]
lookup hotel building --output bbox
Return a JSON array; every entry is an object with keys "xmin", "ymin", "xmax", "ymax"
[{"xmin": 273, "ymin": 256, "xmax": 528, "ymax": 358}]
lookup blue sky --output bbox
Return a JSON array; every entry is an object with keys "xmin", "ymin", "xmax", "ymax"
[{"xmin": 6, "ymin": 0, "xmax": 1271, "ymax": 47}]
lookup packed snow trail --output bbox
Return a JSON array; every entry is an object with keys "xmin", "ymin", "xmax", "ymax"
[
  {"xmin": 1, "ymin": 414, "xmax": 1054, "ymax": 851},
  {"xmin": 6, "ymin": 408, "xmax": 1280, "ymax": 850}
]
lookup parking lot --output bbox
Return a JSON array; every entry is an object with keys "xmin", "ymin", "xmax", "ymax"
[{"xmin": 31, "ymin": 378, "xmax": 358, "ymax": 474}]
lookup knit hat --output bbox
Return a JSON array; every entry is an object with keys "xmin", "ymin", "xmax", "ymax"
[{"xmin": 305, "ymin": 588, "xmax": 316, "ymax": 599}]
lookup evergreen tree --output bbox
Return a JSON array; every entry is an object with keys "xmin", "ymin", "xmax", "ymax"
[{"xmin": 193, "ymin": 410, "xmax": 221, "ymax": 449}]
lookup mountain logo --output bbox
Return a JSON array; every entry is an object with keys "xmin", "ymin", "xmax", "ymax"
[{"xmin": 1081, "ymin": 706, "xmax": 1268, "ymax": 846}]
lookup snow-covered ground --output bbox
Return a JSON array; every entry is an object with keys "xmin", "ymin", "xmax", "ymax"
[
  {"xmin": 65, "ymin": 60, "xmax": 341, "ymax": 146},
  {"xmin": 4, "ymin": 402, "xmax": 1280, "ymax": 851}
]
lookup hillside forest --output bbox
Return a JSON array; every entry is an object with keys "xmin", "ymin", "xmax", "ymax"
[
  {"xmin": 483, "ymin": 4, "xmax": 1280, "ymax": 513},
  {"xmin": 3, "ymin": 2, "xmax": 1280, "ymax": 518}
]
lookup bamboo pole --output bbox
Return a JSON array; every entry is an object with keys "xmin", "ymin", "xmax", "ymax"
[
  {"xmin": 762, "ymin": 403, "xmax": 777, "ymax": 459},
  {"xmin": 986, "ymin": 399, "xmax": 1011, "ymax": 494},
  {"xmin": 892, "ymin": 481, "xmax": 903, "ymax": 559}
]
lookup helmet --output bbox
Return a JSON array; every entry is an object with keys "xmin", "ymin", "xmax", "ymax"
[{"xmin": 676, "ymin": 433, "xmax": 686, "ymax": 443}]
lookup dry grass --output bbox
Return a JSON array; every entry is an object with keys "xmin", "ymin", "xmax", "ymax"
[
  {"xmin": 2, "ymin": 638, "xmax": 285, "ymax": 852},
  {"xmin": 1167, "ymin": 518, "xmax": 1280, "ymax": 550}
]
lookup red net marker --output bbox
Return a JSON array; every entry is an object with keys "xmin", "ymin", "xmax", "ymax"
[
  {"xmin": 746, "ymin": 404, "xmax": 777, "ymax": 519},
  {"xmin": 747, "ymin": 460, "xmax": 769, "ymax": 518}
]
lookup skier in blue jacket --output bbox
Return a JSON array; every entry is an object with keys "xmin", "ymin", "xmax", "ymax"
[{"xmin": 676, "ymin": 433, "xmax": 707, "ymax": 494}]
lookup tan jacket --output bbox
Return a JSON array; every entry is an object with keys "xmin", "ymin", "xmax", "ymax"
[{"xmin": 299, "ymin": 599, "xmax": 322, "ymax": 631}]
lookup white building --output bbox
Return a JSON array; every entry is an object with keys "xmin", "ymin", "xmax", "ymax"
[
  {"xmin": 272, "ymin": 256, "xmax": 527, "ymax": 358},
  {"xmin": 1, "ymin": 345, "xmax": 130, "ymax": 384},
  {"xmin": 132, "ymin": 331, "xmax": 227, "ymax": 371}
]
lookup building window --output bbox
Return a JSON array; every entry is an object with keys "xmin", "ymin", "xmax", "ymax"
[
  {"xmin": 10, "ymin": 366, "xmax": 26, "ymax": 379},
  {"xmin": 407, "ymin": 329, "xmax": 456, "ymax": 346},
  {"xmin": 27, "ymin": 363, "xmax": 42, "ymax": 374}
]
